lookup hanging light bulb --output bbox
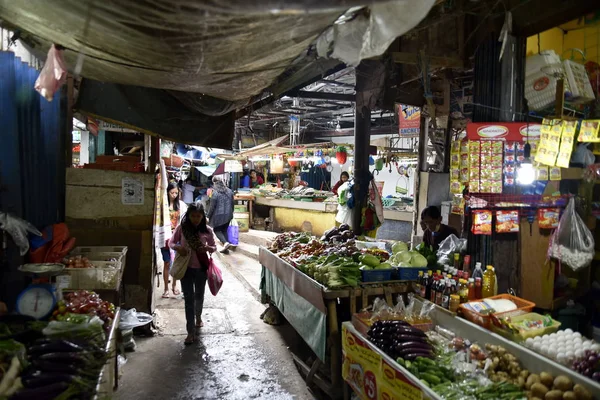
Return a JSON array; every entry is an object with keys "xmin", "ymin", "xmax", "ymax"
[
  {"xmin": 517, "ymin": 143, "xmax": 535, "ymax": 185},
  {"xmin": 335, "ymin": 120, "xmax": 341, "ymax": 131}
]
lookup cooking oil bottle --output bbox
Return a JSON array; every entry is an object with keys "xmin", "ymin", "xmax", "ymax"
[{"xmin": 482, "ymin": 265, "xmax": 496, "ymax": 298}]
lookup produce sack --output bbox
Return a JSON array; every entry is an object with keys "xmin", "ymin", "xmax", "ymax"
[
  {"xmin": 170, "ymin": 250, "xmax": 191, "ymax": 280},
  {"xmin": 207, "ymin": 257, "xmax": 223, "ymax": 296},
  {"xmin": 549, "ymin": 198, "xmax": 595, "ymax": 270},
  {"xmin": 228, "ymin": 219, "xmax": 239, "ymax": 246},
  {"xmin": 34, "ymin": 44, "xmax": 68, "ymax": 101}
]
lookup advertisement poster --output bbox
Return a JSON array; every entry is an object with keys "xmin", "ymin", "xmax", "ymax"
[
  {"xmin": 398, "ymin": 105, "xmax": 421, "ymax": 136},
  {"xmin": 342, "ymin": 324, "xmax": 425, "ymax": 400}
]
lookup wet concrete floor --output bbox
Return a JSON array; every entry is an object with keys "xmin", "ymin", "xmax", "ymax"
[{"xmin": 115, "ymin": 256, "xmax": 315, "ymax": 400}]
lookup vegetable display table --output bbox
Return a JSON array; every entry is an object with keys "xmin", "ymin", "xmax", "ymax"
[{"xmin": 259, "ymin": 248, "xmax": 410, "ymax": 399}]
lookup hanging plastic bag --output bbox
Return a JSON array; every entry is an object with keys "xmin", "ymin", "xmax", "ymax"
[
  {"xmin": 436, "ymin": 234, "xmax": 467, "ymax": 266},
  {"xmin": 207, "ymin": 257, "xmax": 223, "ymax": 296},
  {"xmin": 0, "ymin": 213, "xmax": 42, "ymax": 255},
  {"xmin": 549, "ymin": 198, "xmax": 595, "ymax": 270},
  {"xmin": 227, "ymin": 219, "xmax": 239, "ymax": 246},
  {"xmin": 119, "ymin": 308, "xmax": 153, "ymax": 331},
  {"xmin": 34, "ymin": 44, "xmax": 68, "ymax": 102}
]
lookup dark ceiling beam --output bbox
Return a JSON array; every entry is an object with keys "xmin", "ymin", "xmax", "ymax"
[
  {"xmin": 508, "ymin": 0, "xmax": 600, "ymax": 37},
  {"xmin": 391, "ymin": 52, "xmax": 464, "ymax": 68},
  {"xmin": 308, "ymin": 126, "xmax": 398, "ymax": 138},
  {"xmin": 292, "ymin": 91, "xmax": 356, "ymax": 102}
]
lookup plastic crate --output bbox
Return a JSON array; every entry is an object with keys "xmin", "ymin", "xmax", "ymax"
[
  {"xmin": 361, "ymin": 268, "xmax": 393, "ymax": 283},
  {"xmin": 459, "ymin": 294, "xmax": 536, "ymax": 329},
  {"xmin": 397, "ymin": 267, "xmax": 428, "ymax": 281},
  {"xmin": 63, "ymin": 262, "xmax": 122, "ymax": 290},
  {"xmin": 69, "ymin": 247, "xmax": 127, "ymax": 270}
]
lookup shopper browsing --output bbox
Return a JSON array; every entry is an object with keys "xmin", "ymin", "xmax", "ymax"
[
  {"xmin": 170, "ymin": 203, "xmax": 216, "ymax": 345},
  {"xmin": 181, "ymin": 177, "xmax": 205, "ymax": 205},
  {"xmin": 420, "ymin": 206, "xmax": 458, "ymax": 250},
  {"xmin": 207, "ymin": 176, "xmax": 234, "ymax": 253},
  {"xmin": 332, "ymin": 171, "xmax": 350, "ymax": 195},
  {"xmin": 162, "ymin": 182, "xmax": 188, "ymax": 298}
]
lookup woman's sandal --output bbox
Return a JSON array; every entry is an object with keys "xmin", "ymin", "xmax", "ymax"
[
  {"xmin": 172, "ymin": 288, "xmax": 181, "ymax": 296},
  {"xmin": 184, "ymin": 335, "xmax": 195, "ymax": 345},
  {"xmin": 161, "ymin": 291, "xmax": 170, "ymax": 299},
  {"xmin": 195, "ymin": 320, "xmax": 204, "ymax": 328}
]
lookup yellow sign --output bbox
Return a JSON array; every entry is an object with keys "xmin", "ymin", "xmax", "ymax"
[{"xmin": 342, "ymin": 325, "xmax": 424, "ymax": 400}]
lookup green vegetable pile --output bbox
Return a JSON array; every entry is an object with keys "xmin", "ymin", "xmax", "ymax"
[
  {"xmin": 432, "ymin": 380, "xmax": 527, "ymax": 400},
  {"xmin": 388, "ymin": 241, "xmax": 434, "ymax": 268},
  {"xmin": 396, "ymin": 356, "xmax": 455, "ymax": 388}
]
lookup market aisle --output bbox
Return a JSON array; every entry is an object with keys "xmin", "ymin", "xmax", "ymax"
[{"xmin": 115, "ymin": 255, "xmax": 314, "ymax": 400}]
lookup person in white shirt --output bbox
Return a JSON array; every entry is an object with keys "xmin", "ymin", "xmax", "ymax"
[{"xmin": 182, "ymin": 177, "xmax": 205, "ymax": 205}]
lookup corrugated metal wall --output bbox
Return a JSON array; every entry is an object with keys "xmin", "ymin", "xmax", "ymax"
[{"xmin": 0, "ymin": 51, "xmax": 66, "ymax": 306}]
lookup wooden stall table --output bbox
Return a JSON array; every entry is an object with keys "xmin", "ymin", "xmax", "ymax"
[{"xmin": 259, "ymin": 248, "xmax": 410, "ymax": 399}]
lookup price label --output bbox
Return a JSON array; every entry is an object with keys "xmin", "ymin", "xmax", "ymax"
[{"xmin": 363, "ymin": 371, "xmax": 377, "ymax": 400}]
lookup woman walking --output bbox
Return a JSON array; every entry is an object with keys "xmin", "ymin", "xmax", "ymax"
[
  {"xmin": 207, "ymin": 176, "xmax": 234, "ymax": 253},
  {"xmin": 170, "ymin": 203, "xmax": 216, "ymax": 345},
  {"xmin": 162, "ymin": 182, "xmax": 187, "ymax": 298}
]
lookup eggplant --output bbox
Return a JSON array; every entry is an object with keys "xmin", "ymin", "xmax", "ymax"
[
  {"xmin": 28, "ymin": 340, "xmax": 84, "ymax": 355},
  {"xmin": 342, "ymin": 230, "xmax": 354, "ymax": 240},
  {"xmin": 396, "ymin": 341, "xmax": 433, "ymax": 351},
  {"xmin": 320, "ymin": 235, "xmax": 327, "ymax": 241},
  {"xmin": 393, "ymin": 334, "xmax": 429, "ymax": 343},
  {"xmin": 329, "ymin": 235, "xmax": 342, "ymax": 243},
  {"xmin": 33, "ymin": 360, "xmax": 79, "ymax": 374},
  {"xmin": 403, "ymin": 352, "xmax": 434, "ymax": 361},
  {"xmin": 398, "ymin": 347, "xmax": 433, "ymax": 357},
  {"xmin": 338, "ymin": 223, "xmax": 350, "ymax": 232},
  {"xmin": 36, "ymin": 352, "xmax": 86, "ymax": 366},
  {"xmin": 10, "ymin": 382, "xmax": 70, "ymax": 400},
  {"xmin": 393, "ymin": 326, "xmax": 426, "ymax": 337},
  {"xmin": 22, "ymin": 373, "xmax": 77, "ymax": 388},
  {"xmin": 324, "ymin": 227, "xmax": 339, "ymax": 239}
]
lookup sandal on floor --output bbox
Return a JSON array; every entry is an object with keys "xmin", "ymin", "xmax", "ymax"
[
  {"xmin": 184, "ymin": 335, "xmax": 195, "ymax": 345},
  {"xmin": 172, "ymin": 288, "xmax": 181, "ymax": 296},
  {"xmin": 195, "ymin": 320, "xmax": 204, "ymax": 328},
  {"xmin": 161, "ymin": 291, "xmax": 170, "ymax": 299}
]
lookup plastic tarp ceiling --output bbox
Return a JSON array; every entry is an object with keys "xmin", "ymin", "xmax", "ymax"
[{"xmin": 0, "ymin": 0, "xmax": 436, "ymax": 147}]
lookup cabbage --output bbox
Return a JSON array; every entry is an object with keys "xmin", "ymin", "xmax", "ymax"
[
  {"xmin": 391, "ymin": 241, "xmax": 409, "ymax": 254},
  {"xmin": 398, "ymin": 262, "xmax": 411, "ymax": 268},
  {"xmin": 410, "ymin": 253, "xmax": 428, "ymax": 267},
  {"xmin": 395, "ymin": 251, "xmax": 412, "ymax": 264}
]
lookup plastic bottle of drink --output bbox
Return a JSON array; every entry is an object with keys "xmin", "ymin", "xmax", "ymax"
[
  {"xmin": 472, "ymin": 262, "xmax": 484, "ymax": 282},
  {"xmin": 419, "ymin": 272, "xmax": 428, "ymax": 298},
  {"xmin": 436, "ymin": 277, "xmax": 446, "ymax": 306},
  {"xmin": 482, "ymin": 265, "xmax": 496, "ymax": 298},
  {"xmin": 467, "ymin": 278, "xmax": 476, "ymax": 301},
  {"xmin": 492, "ymin": 267, "xmax": 498, "ymax": 296},
  {"xmin": 463, "ymin": 255, "xmax": 471, "ymax": 274},
  {"xmin": 475, "ymin": 277, "xmax": 482, "ymax": 299},
  {"xmin": 441, "ymin": 279, "xmax": 452, "ymax": 309},
  {"xmin": 459, "ymin": 279, "xmax": 469, "ymax": 303},
  {"xmin": 453, "ymin": 253, "xmax": 460, "ymax": 270},
  {"xmin": 429, "ymin": 277, "xmax": 438, "ymax": 302},
  {"xmin": 416, "ymin": 271, "xmax": 423, "ymax": 296}
]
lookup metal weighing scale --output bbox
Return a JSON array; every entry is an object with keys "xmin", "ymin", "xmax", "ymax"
[{"xmin": 15, "ymin": 263, "xmax": 65, "ymax": 320}]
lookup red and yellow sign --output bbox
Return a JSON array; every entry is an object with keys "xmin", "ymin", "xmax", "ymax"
[
  {"xmin": 398, "ymin": 105, "xmax": 421, "ymax": 136},
  {"xmin": 342, "ymin": 325, "xmax": 425, "ymax": 400},
  {"xmin": 466, "ymin": 122, "xmax": 542, "ymax": 141}
]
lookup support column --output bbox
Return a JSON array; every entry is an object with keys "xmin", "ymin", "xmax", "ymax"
[{"xmin": 352, "ymin": 62, "xmax": 372, "ymax": 233}]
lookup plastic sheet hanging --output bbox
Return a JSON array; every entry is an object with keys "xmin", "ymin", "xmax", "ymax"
[{"xmin": 0, "ymin": 213, "xmax": 42, "ymax": 256}]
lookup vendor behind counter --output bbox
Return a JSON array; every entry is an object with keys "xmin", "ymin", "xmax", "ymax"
[{"xmin": 421, "ymin": 206, "xmax": 457, "ymax": 250}]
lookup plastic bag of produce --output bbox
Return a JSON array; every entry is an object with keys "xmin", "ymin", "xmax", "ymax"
[
  {"xmin": 43, "ymin": 315, "xmax": 105, "ymax": 343},
  {"xmin": 436, "ymin": 234, "xmax": 467, "ymax": 265},
  {"xmin": 119, "ymin": 308, "xmax": 153, "ymax": 331},
  {"xmin": 34, "ymin": 44, "xmax": 68, "ymax": 101},
  {"xmin": 549, "ymin": 197, "xmax": 595, "ymax": 270}
]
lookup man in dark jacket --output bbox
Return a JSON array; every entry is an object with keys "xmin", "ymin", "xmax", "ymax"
[{"xmin": 207, "ymin": 176, "xmax": 235, "ymax": 253}]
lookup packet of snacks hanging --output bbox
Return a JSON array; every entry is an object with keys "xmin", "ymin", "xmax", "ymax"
[
  {"xmin": 471, "ymin": 209, "xmax": 492, "ymax": 235},
  {"xmin": 536, "ymin": 118, "xmax": 562, "ymax": 166},
  {"xmin": 556, "ymin": 120, "xmax": 578, "ymax": 168},
  {"xmin": 495, "ymin": 210, "xmax": 519, "ymax": 233},
  {"xmin": 538, "ymin": 208, "xmax": 560, "ymax": 229},
  {"xmin": 578, "ymin": 120, "xmax": 600, "ymax": 143}
]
